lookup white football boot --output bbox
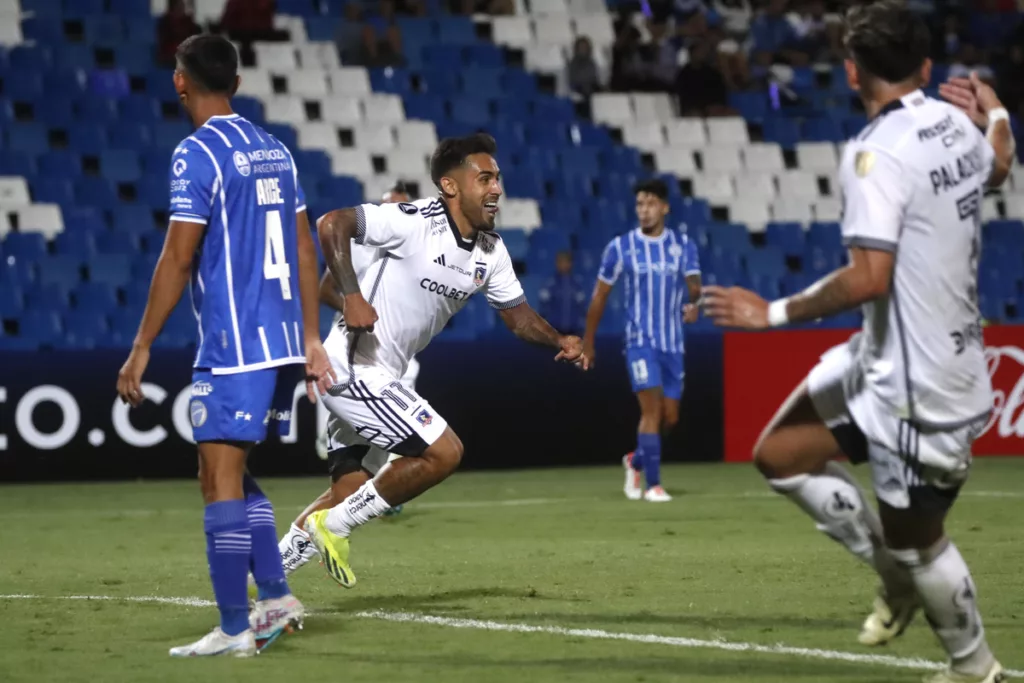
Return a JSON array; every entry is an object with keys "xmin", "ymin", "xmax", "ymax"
[
  {"xmin": 858, "ymin": 589, "xmax": 919, "ymax": 646},
  {"xmin": 923, "ymin": 661, "xmax": 1005, "ymax": 683},
  {"xmin": 622, "ymin": 453, "xmax": 643, "ymax": 500},
  {"xmin": 644, "ymin": 486, "xmax": 672, "ymax": 502},
  {"xmin": 249, "ymin": 594, "xmax": 305, "ymax": 653},
  {"xmin": 169, "ymin": 627, "xmax": 256, "ymax": 658}
]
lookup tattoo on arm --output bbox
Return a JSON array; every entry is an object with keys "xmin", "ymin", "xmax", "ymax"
[
  {"xmin": 500, "ymin": 303, "xmax": 562, "ymax": 348},
  {"xmin": 785, "ymin": 269, "xmax": 858, "ymax": 323},
  {"xmin": 686, "ymin": 274, "xmax": 702, "ymax": 303},
  {"xmin": 318, "ymin": 208, "xmax": 361, "ymax": 296}
]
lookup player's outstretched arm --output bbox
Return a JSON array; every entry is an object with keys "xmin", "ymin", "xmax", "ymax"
[
  {"xmin": 316, "ymin": 208, "xmax": 377, "ymax": 332},
  {"xmin": 499, "ymin": 302, "xmax": 590, "ymax": 369},
  {"xmin": 582, "ymin": 280, "xmax": 612, "ymax": 364},
  {"xmin": 296, "ymin": 210, "xmax": 336, "ymax": 400},
  {"xmin": 940, "ymin": 71, "xmax": 1016, "ymax": 188},
  {"xmin": 116, "ymin": 220, "xmax": 203, "ymax": 407}
]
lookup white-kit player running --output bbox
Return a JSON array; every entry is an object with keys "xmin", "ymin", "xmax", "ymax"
[
  {"xmin": 306, "ymin": 133, "xmax": 590, "ymax": 588},
  {"xmin": 704, "ymin": 3, "xmax": 1015, "ymax": 682},
  {"xmin": 271, "ymin": 182, "xmax": 419, "ymax": 581}
]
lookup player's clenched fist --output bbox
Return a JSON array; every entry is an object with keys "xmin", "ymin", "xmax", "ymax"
[
  {"xmin": 555, "ymin": 335, "xmax": 590, "ymax": 370},
  {"xmin": 116, "ymin": 345, "xmax": 150, "ymax": 407},
  {"xmin": 344, "ymin": 293, "xmax": 379, "ymax": 332}
]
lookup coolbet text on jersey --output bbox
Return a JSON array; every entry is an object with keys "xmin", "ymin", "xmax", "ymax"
[
  {"xmin": 169, "ymin": 113, "xmax": 308, "ymax": 443},
  {"xmin": 598, "ymin": 228, "xmax": 700, "ymax": 399}
]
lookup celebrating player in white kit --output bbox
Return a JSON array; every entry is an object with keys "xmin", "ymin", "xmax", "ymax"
[
  {"xmin": 704, "ymin": 3, "xmax": 1015, "ymax": 682},
  {"xmin": 305, "ymin": 133, "xmax": 590, "ymax": 588}
]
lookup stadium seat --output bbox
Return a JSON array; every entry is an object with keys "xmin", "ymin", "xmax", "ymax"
[
  {"xmin": 16, "ymin": 204, "xmax": 64, "ymax": 239},
  {"xmin": 18, "ymin": 310, "xmax": 62, "ymax": 344},
  {"xmin": 64, "ymin": 309, "xmax": 110, "ymax": 339},
  {"xmin": 88, "ymin": 254, "xmax": 132, "ymax": 287},
  {"xmin": 765, "ymin": 222, "xmax": 805, "ymax": 259},
  {"xmin": 54, "ymin": 230, "xmax": 98, "ymax": 257},
  {"xmin": 100, "ymin": 150, "xmax": 142, "ymax": 183},
  {"xmin": 3, "ymin": 232, "xmax": 47, "ymax": 260}
]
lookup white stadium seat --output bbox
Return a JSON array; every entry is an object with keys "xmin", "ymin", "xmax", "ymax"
[
  {"xmin": 729, "ymin": 200, "xmax": 770, "ymax": 232},
  {"xmin": 706, "ymin": 117, "xmax": 749, "ymax": 145},
  {"xmin": 525, "ymin": 43, "xmax": 567, "ymax": 73},
  {"xmin": 386, "ymin": 149, "xmax": 430, "ymax": 176},
  {"xmin": 193, "ymin": 0, "xmax": 227, "ymax": 23},
  {"xmin": 986, "ymin": 195, "xmax": 1006, "ymax": 220},
  {"xmin": 0, "ymin": 211, "xmax": 11, "ymax": 239},
  {"xmin": 274, "ymin": 15, "xmax": 307, "ymax": 42},
  {"xmin": 573, "ymin": 14, "xmax": 615, "ymax": 48},
  {"xmin": 533, "ymin": 15, "xmax": 574, "ymax": 45},
  {"xmin": 654, "ymin": 148, "xmax": 698, "ymax": 177},
  {"xmin": 320, "ymin": 95, "xmax": 363, "ymax": 125},
  {"xmin": 733, "ymin": 172, "xmax": 776, "ymax": 202},
  {"xmin": 796, "ymin": 142, "xmax": 839, "ymax": 172},
  {"xmin": 0, "ymin": 0, "xmax": 19, "ymax": 19},
  {"xmin": 0, "ymin": 177, "xmax": 31, "ymax": 207},
  {"xmin": 590, "ymin": 93, "xmax": 632, "ymax": 125},
  {"xmin": 284, "ymin": 70, "xmax": 329, "ymax": 98},
  {"xmin": 394, "ymin": 120, "xmax": 439, "ymax": 153},
  {"xmin": 1003, "ymin": 194, "xmax": 1024, "ymax": 218},
  {"xmin": 743, "ymin": 143, "xmax": 784, "ymax": 173},
  {"xmin": 236, "ymin": 68, "xmax": 273, "ymax": 98},
  {"xmin": 264, "ymin": 96, "xmax": 306, "ymax": 124},
  {"xmin": 364, "ymin": 175, "xmax": 400, "ymax": 202},
  {"xmin": 329, "ymin": 149, "xmax": 373, "ymax": 178},
  {"xmin": 692, "ymin": 173, "xmax": 734, "ymax": 203},
  {"xmin": 772, "ymin": 198, "xmax": 814, "ymax": 223},
  {"xmin": 329, "ymin": 67, "xmax": 371, "ymax": 95},
  {"xmin": 701, "ymin": 146, "xmax": 743, "ymax": 174},
  {"xmin": 665, "ymin": 118, "xmax": 707, "ymax": 147},
  {"xmin": 296, "ymin": 122, "xmax": 339, "ymax": 151},
  {"xmin": 497, "ymin": 199, "xmax": 542, "ymax": 232},
  {"xmin": 621, "ymin": 122, "xmax": 664, "ymax": 152},
  {"xmin": 297, "ymin": 43, "xmax": 341, "ymax": 70},
  {"xmin": 777, "ymin": 170, "xmax": 820, "ymax": 199},
  {"xmin": 632, "ymin": 93, "xmax": 675, "ymax": 123},
  {"xmin": 353, "ymin": 123, "xmax": 395, "ymax": 153},
  {"xmin": 567, "ymin": 0, "xmax": 608, "ymax": 13},
  {"xmin": 254, "ymin": 43, "xmax": 298, "ymax": 71},
  {"xmin": 530, "ymin": 0, "xmax": 569, "ymax": 12},
  {"xmin": 0, "ymin": 20, "xmax": 20, "ymax": 45},
  {"xmin": 362, "ymin": 94, "xmax": 405, "ymax": 124},
  {"xmin": 491, "ymin": 16, "xmax": 533, "ymax": 47},
  {"xmin": 16, "ymin": 204, "xmax": 64, "ymax": 239},
  {"xmin": 813, "ymin": 198, "xmax": 843, "ymax": 222},
  {"xmin": 412, "ymin": 174, "xmax": 437, "ymax": 198}
]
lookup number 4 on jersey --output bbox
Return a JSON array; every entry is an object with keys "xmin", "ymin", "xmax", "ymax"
[{"xmin": 264, "ymin": 210, "xmax": 292, "ymax": 300}]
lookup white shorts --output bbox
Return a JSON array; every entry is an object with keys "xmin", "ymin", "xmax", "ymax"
[
  {"xmin": 807, "ymin": 342, "xmax": 985, "ymax": 512},
  {"xmin": 321, "ymin": 362, "xmax": 446, "ymax": 458}
]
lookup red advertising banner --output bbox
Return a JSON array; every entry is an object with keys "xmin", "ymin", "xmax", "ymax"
[{"xmin": 722, "ymin": 326, "xmax": 1024, "ymax": 462}]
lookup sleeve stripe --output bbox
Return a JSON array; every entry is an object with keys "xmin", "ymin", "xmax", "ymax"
[
  {"xmin": 597, "ymin": 274, "xmax": 617, "ymax": 285},
  {"xmin": 354, "ymin": 205, "xmax": 367, "ymax": 245},
  {"xmin": 490, "ymin": 294, "xmax": 527, "ymax": 310},
  {"xmin": 296, "ymin": 204, "xmax": 307, "ymax": 213},
  {"xmin": 684, "ymin": 269, "xmax": 702, "ymax": 276},
  {"xmin": 170, "ymin": 214, "xmax": 208, "ymax": 225},
  {"xmin": 842, "ymin": 236, "xmax": 897, "ymax": 253}
]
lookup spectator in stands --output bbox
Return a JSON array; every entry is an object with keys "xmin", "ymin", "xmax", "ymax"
[
  {"xmin": 335, "ymin": 3, "xmax": 405, "ymax": 68},
  {"xmin": 567, "ymin": 36, "xmax": 603, "ymax": 98},
  {"xmin": 156, "ymin": 0, "xmax": 202, "ymax": 68},
  {"xmin": 749, "ymin": 0, "xmax": 809, "ymax": 67},
  {"xmin": 219, "ymin": 0, "xmax": 289, "ymax": 44},
  {"xmin": 949, "ymin": 42, "xmax": 995, "ymax": 82},
  {"xmin": 611, "ymin": 22, "xmax": 647, "ymax": 91},
  {"xmin": 644, "ymin": 19, "xmax": 682, "ymax": 91},
  {"xmin": 712, "ymin": 0, "xmax": 753, "ymax": 38},
  {"xmin": 675, "ymin": 39, "xmax": 732, "ymax": 116},
  {"xmin": 788, "ymin": 0, "xmax": 842, "ymax": 62},
  {"xmin": 933, "ymin": 13, "xmax": 968, "ymax": 62},
  {"xmin": 538, "ymin": 251, "xmax": 587, "ymax": 337},
  {"xmin": 996, "ymin": 40, "xmax": 1024, "ymax": 117}
]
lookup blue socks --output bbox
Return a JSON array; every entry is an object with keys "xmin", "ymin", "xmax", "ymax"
[
  {"xmin": 637, "ymin": 432, "xmax": 661, "ymax": 488},
  {"xmin": 243, "ymin": 474, "xmax": 290, "ymax": 602},
  {"xmin": 204, "ymin": 500, "xmax": 251, "ymax": 636}
]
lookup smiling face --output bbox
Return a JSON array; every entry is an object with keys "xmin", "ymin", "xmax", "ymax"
[{"xmin": 440, "ymin": 152, "xmax": 503, "ymax": 232}]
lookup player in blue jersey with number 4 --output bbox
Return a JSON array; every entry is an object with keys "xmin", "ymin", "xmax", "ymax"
[
  {"xmin": 115, "ymin": 35, "xmax": 335, "ymax": 658},
  {"xmin": 583, "ymin": 179, "xmax": 701, "ymax": 503}
]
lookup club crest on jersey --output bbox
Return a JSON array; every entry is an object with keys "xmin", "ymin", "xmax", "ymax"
[
  {"xmin": 190, "ymin": 400, "xmax": 208, "ymax": 427},
  {"xmin": 398, "ymin": 202, "xmax": 418, "ymax": 215},
  {"xmin": 172, "ymin": 158, "xmax": 187, "ymax": 177},
  {"xmin": 416, "ymin": 409, "xmax": 433, "ymax": 426},
  {"xmin": 473, "ymin": 262, "xmax": 487, "ymax": 286},
  {"xmin": 854, "ymin": 150, "xmax": 875, "ymax": 178},
  {"xmin": 668, "ymin": 243, "xmax": 683, "ymax": 258},
  {"xmin": 233, "ymin": 150, "xmax": 251, "ymax": 177}
]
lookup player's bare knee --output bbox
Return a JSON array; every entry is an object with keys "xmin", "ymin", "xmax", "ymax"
[
  {"xmin": 752, "ymin": 432, "xmax": 786, "ymax": 480},
  {"xmin": 424, "ymin": 428, "xmax": 463, "ymax": 474}
]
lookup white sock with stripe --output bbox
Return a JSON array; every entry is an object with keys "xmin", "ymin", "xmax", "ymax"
[{"xmin": 324, "ymin": 481, "xmax": 392, "ymax": 537}]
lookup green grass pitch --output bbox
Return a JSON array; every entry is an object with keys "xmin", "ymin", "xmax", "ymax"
[{"xmin": 1, "ymin": 460, "xmax": 1022, "ymax": 683}]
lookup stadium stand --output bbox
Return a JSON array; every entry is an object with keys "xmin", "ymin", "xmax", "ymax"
[{"xmin": 0, "ymin": 0, "xmax": 1021, "ymax": 350}]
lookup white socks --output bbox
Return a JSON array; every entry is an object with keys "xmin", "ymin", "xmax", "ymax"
[
  {"xmin": 891, "ymin": 541, "xmax": 994, "ymax": 676},
  {"xmin": 324, "ymin": 481, "xmax": 392, "ymax": 537},
  {"xmin": 278, "ymin": 524, "xmax": 317, "ymax": 576}
]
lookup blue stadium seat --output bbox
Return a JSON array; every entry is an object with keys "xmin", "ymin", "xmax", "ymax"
[
  {"xmin": 100, "ymin": 150, "xmax": 142, "ymax": 182},
  {"xmin": 152, "ymin": 121, "xmax": 192, "ymax": 148},
  {"xmin": 31, "ymin": 178, "xmax": 75, "ymax": 207},
  {"xmin": 233, "ymin": 96, "xmax": 265, "ymax": 123},
  {"xmin": 119, "ymin": 94, "xmax": 161, "ymax": 123},
  {"xmin": 499, "ymin": 229, "xmax": 529, "ymax": 261},
  {"xmin": 63, "ymin": 207, "xmax": 107, "ymax": 233},
  {"xmin": 21, "ymin": 18, "xmax": 64, "ymax": 45},
  {"xmin": 460, "ymin": 68, "xmax": 505, "ymax": 99},
  {"xmin": 532, "ymin": 97, "xmax": 576, "ymax": 123},
  {"xmin": 144, "ymin": 70, "xmax": 178, "ymax": 102},
  {"xmin": 294, "ymin": 150, "xmax": 332, "ymax": 178},
  {"xmin": 318, "ymin": 176, "xmax": 364, "ymax": 206},
  {"xmin": 87, "ymin": 69, "xmax": 131, "ymax": 99},
  {"xmin": 88, "ymin": 254, "xmax": 132, "ymax": 287},
  {"xmin": 54, "ymin": 230, "xmax": 98, "ymax": 257},
  {"xmin": 142, "ymin": 148, "xmax": 174, "ymax": 173},
  {"xmin": 22, "ymin": 0, "xmax": 62, "ymax": 17},
  {"xmin": 502, "ymin": 171, "xmax": 546, "ymax": 201},
  {"xmin": 807, "ymin": 221, "xmax": 842, "ymax": 250},
  {"xmin": 493, "ymin": 97, "xmax": 530, "ymax": 124},
  {"xmin": 762, "ymin": 118, "xmax": 800, "ymax": 148},
  {"xmin": 18, "ymin": 310, "xmax": 62, "ymax": 344},
  {"xmin": 781, "ymin": 272, "xmax": 814, "ymax": 296},
  {"xmin": 984, "ymin": 220, "xmax": 1024, "ymax": 249},
  {"xmin": 75, "ymin": 177, "xmax": 120, "ymax": 210},
  {"xmin": 124, "ymin": 17, "xmax": 157, "ymax": 42},
  {"xmin": 403, "ymin": 94, "xmax": 447, "ymax": 121},
  {"xmin": 0, "ymin": 257, "xmax": 36, "ymax": 287},
  {"xmin": 842, "ymin": 114, "xmax": 868, "ymax": 138},
  {"xmin": 804, "ymin": 245, "xmax": 843, "ymax": 276},
  {"xmin": 801, "ymin": 117, "xmax": 844, "ymax": 143},
  {"xmin": 38, "ymin": 255, "xmax": 85, "ymax": 289},
  {"xmin": 262, "ymin": 124, "xmax": 298, "ymax": 151},
  {"xmin": 729, "ymin": 91, "xmax": 768, "ymax": 122},
  {"xmin": 68, "ymin": 123, "xmax": 111, "ymax": 154},
  {"xmin": 110, "ymin": 305, "xmax": 142, "ymax": 338},
  {"xmin": 303, "ymin": 18, "xmax": 337, "ymax": 42},
  {"xmin": 34, "ymin": 96, "xmax": 76, "ymax": 127},
  {"xmin": 111, "ymin": 205, "xmax": 156, "ymax": 234},
  {"xmin": 603, "ymin": 147, "xmax": 644, "ymax": 173},
  {"xmin": 0, "ymin": 97, "xmax": 12, "ymax": 124},
  {"xmin": 4, "ymin": 233, "xmax": 48, "ymax": 260},
  {"xmin": 423, "ymin": 45, "xmax": 464, "ymax": 69},
  {"xmin": 8, "ymin": 46, "xmax": 51, "ymax": 72},
  {"xmin": 750, "ymin": 273, "xmax": 782, "ymax": 300},
  {"xmin": 765, "ymin": 222, "xmax": 805, "ymax": 259},
  {"xmin": 418, "ymin": 65, "xmax": 461, "ymax": 96},
  {"xmin": 396, "ymin": 17, "xmax": 436, "ymax": 40},
  {"xmin": 436, "ymin": 16, "xmax": 476, "ymax": 44},
  {"xmin": 501, "ymin": 70, "xmax": 537, "ymax": 96},
  {"xmin": 44, "ymin": 68, "xmax": 86, "ymax": 98},
  {"xmin": 83, "ymin": 15, "xmax": 125, "ymax": 44},
  {"xmin": 6, "ymin": 123, "xmax": 49, "ymax": 155},
  {"xmin": 65, "ymin": 309, "xmax": 111, "ymax": 340},
  {"xmin": 529, "ymin": 228, "xmax": 571, "ymax": 255},
  {"xmin": 113, "ymin": 123, "xmax": 153, "ymax": 150},
  {"xmin": 164, "ymin": 299, "xmax": 196, "ymax": 337},
  {"xmin": 277, "ymin": 0, "xmax": 316, "ymax": 15},
  {"xmin": 709, "ymin": 223, "xmax": 752, "ymax": 253},
  {"xmin": 0, "ymin": 284, "xmax": 23, "ymax": 317},
  {"xmin": 559, "ymin": 147, "xmax": 601, "ymax": 175},
  {"xmin": 96, "ymin": 231, "xmax": 140, "ymax": 255},
  {"xmin": 24, "ymin": 282, "xmax": 69, "ymax": 311},
  {"xmin": 978, "ymin": 293, "xmax": 1001, "ymax": 322},
  {"xmin": 465, "ymin": 43, "xmax": 505, "ymax": 68},
  {"xmin": 541, "ymin": 200, "xmax": 583, "ymax": 230},
  {"xmin": 979, "ymin": 269, "xmax": 1017, "ymax": 302},
  {"xmin": 570, "ymin": 122, "xmax": 613, "ymax": 148},
  {"xmin": 0, "ymin": 150, "xmax": 35, "ymax": 176}
]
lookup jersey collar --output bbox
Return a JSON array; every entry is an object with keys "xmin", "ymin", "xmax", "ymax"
[
  {"xmin": 633, "ymin": 226, "xmax": 670, "ymax": 243},
  {"xmin": 871, "ymin": 91, "xmax": 920, "ymax": 121},
  {"xmin": 441, "ymin": 199, "xmax": 477, "ymax": 252},
  {"xmin": 207, "ymin": 113, "xmax": 241, "ymax": 120}
]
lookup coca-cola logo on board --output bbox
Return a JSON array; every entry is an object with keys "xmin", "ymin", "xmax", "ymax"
[{"xmin": 982, "ymin": 345, "xmax": 1024, "ymax": 439}]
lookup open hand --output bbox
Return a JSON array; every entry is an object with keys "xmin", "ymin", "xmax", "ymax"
[
  {"xmin": 939, "ymin": 72, "xmax": 1002, "ymax": 129},
  {"xmin": 702, "ymin": 285, "xmax": 770, "ymax": 330},
  {"xmin": 304, "ymin": 340, "xmax": 338, "ymax": 403}
]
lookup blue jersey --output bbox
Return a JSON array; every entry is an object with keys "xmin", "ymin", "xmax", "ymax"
[
  {"xmin": 598, "ymin": 228, "xmax": 700, "ymax": 353},
  {"xmin": 169, "ymin": 114, "xmax": 307, "ymax": 374}
]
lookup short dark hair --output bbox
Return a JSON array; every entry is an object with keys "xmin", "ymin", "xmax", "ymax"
[
  {"xmin": 390, "ymin": 181, "xmax": 412, "ymax": 197},
  {"xmin": 633, "ymin": 178, "xmax": 669, "ymax": 202},
  {"xmin": 176, "ymin": 34, "xmax": 239, "ymax": 95},
  {"xmin": 430, "ymin": 133, "xmax": 498, "ymax": 188},
  {"xmin": 844, "ymin": 1, "xmax": 930, "ymax": 84}
]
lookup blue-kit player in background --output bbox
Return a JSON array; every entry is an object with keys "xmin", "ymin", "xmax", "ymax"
[
  {"xmin": 582, "ymin": 179, "xmax": 702, "ymax": 503},
  {"xmin": 115, "ymin": 35, "xmax": 335, "ymax": 658}
]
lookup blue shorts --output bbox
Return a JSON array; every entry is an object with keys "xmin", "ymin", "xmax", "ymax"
[
  {"xmin": 625, "ymin": 347, "xmax": 685, "ymax": 400},
  {"xmin": 189, "ymin": 366, "xmax": 301, "ymax": 443}
]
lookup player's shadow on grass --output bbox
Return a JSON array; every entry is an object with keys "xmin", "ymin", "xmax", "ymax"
[{"xmin": 319, "ymin": 586, "xmax": 569, "ymax": 614}]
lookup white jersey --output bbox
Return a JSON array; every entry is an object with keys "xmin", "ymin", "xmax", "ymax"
[
  {"xmin": 840, "ymin": 90, "xmax": 995, "ymax": 429},
  {"xmin": 324, "ymin": 197, "xmax": 525, "ymax": 380}
]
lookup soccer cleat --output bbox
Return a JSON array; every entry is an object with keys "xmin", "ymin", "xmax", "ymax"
[
  {"xmin": 303, "ymin": 509, "xmax": 357, "ymax": 588},
  {"xmin": 643, "ymin": 485, "xmax": 672, "ymax": 502},
  {"xmin": 315, "ymin": 429, "xmax": 329, "ymax": 460},
  {"xmin": 249, "ymin": 595, "xmax": 305, "ymax": 653},
  {"xmin": 383, "ymin": 504, "xmax": 404, "ymax": 516},
  {"xmin": 169, "ymin": 627, "xmax": 256, "ymax": 658},
  {"xmin": 623, "ymin": 453, "xmax": 643, "ymax": 500},
  {"xmin": 858, "ymin": 590, "xmax": 919, "ymax": 646},
  {"xmin": 923, "ymin": 661, "xmax": 1005, "ymax": 683}
]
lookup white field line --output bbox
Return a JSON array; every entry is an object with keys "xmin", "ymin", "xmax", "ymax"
[{"xmin": 0, "ymin": 593, "xmax": 1019, "ymax": 676}]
